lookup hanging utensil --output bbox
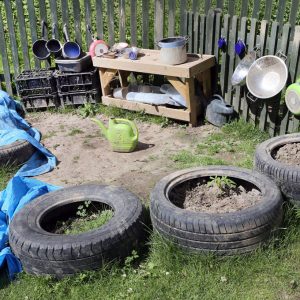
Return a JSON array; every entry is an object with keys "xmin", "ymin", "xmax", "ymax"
[
  {"xmin": 46, "ymin": 23, "xmax": 62, "ymax": 57},
  {"xmin": 32, "ymin": 20, "xmax": 50, "ymax": 60},
  {"xmin": 62, "ymin": 24, "xmax": 81, "ymax": 59},
  {"xmin": 87, "ymin": 24, "xmax": 109, "ymax": 57}
]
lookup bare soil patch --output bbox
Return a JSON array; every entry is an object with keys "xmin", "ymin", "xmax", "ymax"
[
  {"xmin": 27, "ymin": 112, "xmax": 216, "ymax": 202},
  {"xmin": 274, "ymin": 143, "xmax": 300, "ymax": 167},
  {"xmin": 183, "ymin": 183, "xmax": 262, "ymax": 213}
]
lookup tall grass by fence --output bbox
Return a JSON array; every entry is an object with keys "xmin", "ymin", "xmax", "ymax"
[{"xmin": 0, "ymin": 1, "xmax": 300, "ymax": 135}]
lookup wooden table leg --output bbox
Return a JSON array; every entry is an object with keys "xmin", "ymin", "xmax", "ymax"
[
  {"xmin": 118, "ymin": 70, "xmax": 131, "ymax": 88},
  {"xmin": 99, "ymin": 68, "xmax": 118, "ymax": 96}
]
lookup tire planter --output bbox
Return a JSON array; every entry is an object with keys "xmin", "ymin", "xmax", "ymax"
[
  {"xmin": 0, "ymin": 140, "xmax": 35, "ymax": 167},
  {"xmin": 150, "ymin": 166, "xmax": 283, "ymax": 255},
  {"xmin": 254, "ymin": 133, "xmax": 300, "ymax": 206},
  {"xmin": 9, "ymin": 184, "xmax": 146, "ymax": 277}
]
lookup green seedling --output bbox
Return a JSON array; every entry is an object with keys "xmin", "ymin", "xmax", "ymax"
[
  {"xmin": 79, "ymin": 103, "xmax": 98, "ymax": 118},
  {"xmin": 207, "ymin": 175, "xmax": 237, "ymax": 191}
]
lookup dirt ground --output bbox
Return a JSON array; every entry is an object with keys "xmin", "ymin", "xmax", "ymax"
[
  {"xmin": 275, "ymin": 143, "xmax": 300, "ymax": 167},
  {"xmin": 28, "ymin": 112, "xmax": 216, "ymax": 202}
]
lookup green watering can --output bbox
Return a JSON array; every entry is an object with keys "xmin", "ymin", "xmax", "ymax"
[{"xmin": 91, "ymin": 117, "xmax": 138, "ymax": 152}]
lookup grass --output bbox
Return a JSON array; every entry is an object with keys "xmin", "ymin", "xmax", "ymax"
[
  {"xmin": 68, "ymin": 128, "xmax": 84, "ymax": 136},
  {"xmin": 2, "ymin": 119, "xmax": 300, "ymax": 299}
]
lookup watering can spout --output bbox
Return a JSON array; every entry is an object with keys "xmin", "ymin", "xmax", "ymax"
[{"xmin": 90, "ymin": 118, "xmax": 108, "ymax": 138}]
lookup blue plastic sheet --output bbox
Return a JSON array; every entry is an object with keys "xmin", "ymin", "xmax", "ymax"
[{"xmin": 0, "ymin": 91, "xmax": 60, "ymax": 280}]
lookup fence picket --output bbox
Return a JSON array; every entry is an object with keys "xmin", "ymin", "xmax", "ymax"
[
  {"xmin": 154, "ymin": 0, "xmax": 164, "ymax": 48},
  {"xmin": 168, "ymin": 0, "xmax": 175, "ymax": 36},
  {"xmin": 188, "ymin": 12, "xmax": 194, "ymax": 53},
  {"xmin": 214, "ymin": 12, "xmax": 222, "ymax": 62},
  {"xmin": 119, "ymin": 0, "xmax": 126, "ymax": 42},
  {"xmin": 85, "ymin": 0, "xmax": 92, "ymax": 47},
  {"xmin": 131, "ymin": 0, "xmax": 137, "ymax": 46},
  {"xmin": 72, "ymin": 0, "xmax": 82, "ymax": 45},
  {"xmin": 96, "ymin": 0, "xmax": 104, "ymax": 39},
  {"xmin": 107, "ymin": 1, "xmax": 115, "ymax": 45},
  {"xmin": 220, "ymin": 14, "xmax": 230, "ymax": 96},
  {"xmin": 205, "ymin": 10, "xmax": 215, "ymax": 55},
  {"xmin": 4, "ymin": 0, "xmax": 20, "ymax": 75},
  {"xmin": 199, "ymin": 14, "xmax": 206, "ymax": 55},
  {"xmin": 0, "ymin": 10, "xmax": 12, "ymax": 95},
  {"xmin": 180, "ymin": 0, "xmax": 187, "ymax": 35},
  {"xmin": 252, "ymin": 0, "xmax": 261, "ymax": 19},
  {"xmin": 290, "ymin": 0, "xmax": 300, "ymax": 37},
  {"xmin": 240, "ymin": 0, "xmax": 248, "ymax": 17},
  {"xmin": 225, "ymin": 15, "xmax": 238, "ymax": 105},
  {"xmin": 216, "ymin": 0, "xmax": 224, "ymax": 9},
  {"xmin": 234, "ymin": 17, "xmax": 247, "ymax": 113},
  {"xmin": 61, "ymin": 0, "xmax": 69, "ymax": 26},
  {"xmin": 142, "ymin": 0, "xmax": 149, "ymax": 48},
  {"xmin": 228, "ymin": 1, "xmax": 235, "ymax": 16},
  {"xmin": 193, "ymin": 13, "xmax": 199, "ymax": 53},
  {"xmin": 205, "ymin": 0, "xmax": 211, "ymax": 14},
  {"xmin": 264, "ymin": 0, "xmax": 273, "ymax": 21},
  {"xmin": 16, "ymin": 0, "xmax": 30, "ymax": 70}
]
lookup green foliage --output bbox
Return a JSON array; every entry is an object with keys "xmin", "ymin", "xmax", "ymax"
[
  {"xmin": 68, "ymin": 128, "xmax": 84, "ymax": 136},
  {"xmin": 79, "ymin": 103, "xmax": 98, "ymax": 118},
  {"xmin": 207, "ymin": 175, "xmax": 237, "ymax": 191},
  {"xmin": 76, "ymin": 200, "xmax": 92, "ymax": 218}
]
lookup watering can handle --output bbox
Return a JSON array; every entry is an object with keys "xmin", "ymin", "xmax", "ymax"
[
  {"xmin": 247, "ymin": 91, "xmax": 259, "ymax": 103},
  {"xmin": 212, "ymin": 94, "xmax": 225, "ymax": 103},
  {"xmin": 41, "ymin": 20, "xmax": 47, "ymax": 39},
  {"xmin": 117, "ymin": 118, "xmax": 138, "ymax": 140}
]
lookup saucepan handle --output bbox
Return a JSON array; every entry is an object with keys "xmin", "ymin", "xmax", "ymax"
[
  {"xmin": 247, "ymin": 91, "xmax": 259, "ymax": 103},
  {"xmin": 276, "ymin": 50, "xmax": 287, "ymax": 61}
]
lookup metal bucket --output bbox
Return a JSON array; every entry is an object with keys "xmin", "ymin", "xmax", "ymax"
[
  {"xmin": 157, "ymin": 36, "xmax": 188, "ymax": 65},
  {"xmin": 246, "ymin": 52, "xmax": 288, "ymax": 100},
  {"xmin": 32, "ymin": 20, "xmax": 50, "ymax": 60}
]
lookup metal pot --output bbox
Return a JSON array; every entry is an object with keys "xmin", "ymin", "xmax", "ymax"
[
  {"xmin": 157, "ymin": 36, "xmax": 188, "ymax": 65},
  {"xmin": 62, "ymin": 24, "xmax": 81, "ymax": 59},
  {"xmin": 32, "ymin": 20, "xmax": 50, "ymax": 60},
  {"xmin": 46, "ymin": 23, "xmax": 62, "ymax": 57},
  {"xmin": 246, "ymin": 52, "xmax": 288, "ymax": 100}
]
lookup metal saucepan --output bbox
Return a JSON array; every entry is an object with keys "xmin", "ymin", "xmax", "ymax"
[
  {"xmin": 62, "ymin": 24, "xmax": 81, "ymax": 59},
  {"xmin": 46, "ymin": 23, "xmax": 62, "ymax": 57},
  {"xmin": 231, "ymin": 50, "xmax": 256, "ymax": 86},
  {"xmin": 246, "ymin": 51, "xmax": 288, "ymax": 100},
  {"xmin": 32, "ymin": 20, "xmax": 50, "ymax": 60}
]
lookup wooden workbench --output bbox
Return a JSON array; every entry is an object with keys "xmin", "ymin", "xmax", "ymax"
[{"xmin": 92, "ymin": 49, "xmax": 215, "ymax": 126}]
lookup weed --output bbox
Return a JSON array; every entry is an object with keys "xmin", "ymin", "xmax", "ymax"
[
  {"xmin": 72, "ymin": 155, "xmax": 80, "ymax": 163},
  {"xmin": 42, "ymin": 130, "xmax": 57, "ymax": 140},
  {"xmin": 68, "ymin": 128, "xmax": 84, "ymax": 136},
  {"xmin": 53, "ymin": 144, "xmax": 60, "ymax": 150},
  {"xmin": 79, "ymin": 103, "xmax": 98, "ymax": 118}
]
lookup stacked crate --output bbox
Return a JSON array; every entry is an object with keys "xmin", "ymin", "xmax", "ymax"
[
  {"xmin": 53, "ymin": 68, "xmax": 100, "ymax": 108},
  {"xmin": 15, "ymin": 69, "xmax": 59, "ymax": 109}
]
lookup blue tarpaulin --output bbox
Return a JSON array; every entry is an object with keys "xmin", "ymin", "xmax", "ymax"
[{"xmin": 0, "ymin": 91, "xmax": 59, "ymax": 280}]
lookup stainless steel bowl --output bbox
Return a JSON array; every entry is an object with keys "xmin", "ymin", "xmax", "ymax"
[
  {"xmin": 231, "ymin": 51, "xmax": 256, "ymax": 86},
  {"xmin": 246, "ymin": 55, "xmax": 288, "ymax": 99}
]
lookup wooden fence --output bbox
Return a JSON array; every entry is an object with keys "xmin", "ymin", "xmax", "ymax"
[{"xmin": 0, "ymin": 1, "xmax": 300, "ymax": 135}]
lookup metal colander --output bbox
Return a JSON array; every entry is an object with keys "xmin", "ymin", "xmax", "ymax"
[{"xmin": 246, "ymin": 54, "xmax": 288, "ymax": 99}]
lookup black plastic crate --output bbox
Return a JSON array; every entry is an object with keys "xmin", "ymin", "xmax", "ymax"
[
  {"xmin": 58, "ymin": 90, "xmax": 100, "ymax": 108},
  {"xmin": 21, "ymin": 94, "xmax": 60, "ymax": 110},
  {"xmin": 53, "ymin": 68, "xmax": 99, "ymax": 94},
  {"xmin": 15, "ymin": 69, "xmax": 56, "ymax": 98}
]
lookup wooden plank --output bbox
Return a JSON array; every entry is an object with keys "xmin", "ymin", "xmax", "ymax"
[
  {"xmin": 205, "ymin": 10, "xmax": 215, "ymax": 55},
  {"xmin": 0, "ymin": 10, "xmax": 12, "ymax": 95},
  {"xmin": 276, "ymin": 0, "xmax": 287, "ymax": 27},
  {"xmin": 107, "ymin": 0, "xmax": 115, "ymax": 46},
  {"xmin": 85, "ymin": 0, "xmax": 92, "ymax": 47},
  {"xmin": 168, "ymin": 0, "xmax": 176, "ymax": 36},
  {"xmin": 154, "ymin": 0, "xmax": 164, "ymax": 48},
  {"xmin": 4, "ymin": 0, "xmax": 20, "ymax": 75},
  {"xmin": 220, "ymin": 14, "xmax": 230, "ymax": 96},
  {"xmin": 193, "ymin": 13, "xmax": 200, "ymax": 53},
  {"xmin": 119, "ymin": 0, "xmax": 126, "ymax": 42},
  {"xmin": 213, "ymin": 12, "xmax": 222, "ymax": 62},
  {"xmin": 188, "ymin": 12, "xmax": 194, "ymax": 53},
  {"xmin": 38, "ymin": 0, "xmax": 47, "ymax": 25},
  {"xmin": 96, "ymin": 0, "xmax": 104, "ymax": 39},
  {"xmin": 130, "ymin": 0, "xmax": 137, "ymax": 46},
  {"xmin": 142, "ymin": 0, "xmax": 150, "ymax": 48},
  {"xmin": 289, "ymin": 0, "xmax": 300, "ymax": 37},
  {"xmin": 180, "ymin": 0, "xmax": 187, "ymax": 36},
  {"xmin": 192, "ymin": 0, "xmax": 199, "ymax": 13},
  {"xmin": 16, "ymin": 0, "xmax": 30, "ymax": 70},
  {"xmin": 225, "ymin": 15, "xmax": 238, "ymax": 106},
  {"xmin": 234, "ymin": 17, "xmax": 248, "ymax": 114},
  {"xmin": 49, "ymin": 0, "xmax": 58, "ymax": 28},
  {"xmin": 228, "ymin": 1, "xmax": 235, "ymax": 16},
  {"xmin": 27, "ymin": 0, "xmax": 40, "ymax": 69},
  {"xmin": 204, "ymin": 0, "xmax": 211, "ymax": 14},
  {"xmin": 72, "ymin": 0, "xmax": 82, "ymax": 45},
  {"xmin": 199, "ymin": 14, "xmax": 206, "ymax": 55},
  {"xmin": 61, "ymin": 0, "xmax": 69, "ymax": 26},
  {"xmin": 216, "ymin": 0, "xmax": 224, "ymax": 9},
  {"xmin": 240, "ymin": 0, "xmax": 248, "ymax": 17},
  {"xmin": 264, "ymin": 0, "xmax": 273, "ymax": 21},
  {"xmin": 252, "ymin": 0, "xmax": 261, "ymax": 19},
  {"xmin": 92, "ymin": 50, "xmax": 215, "ymax": 78},
  {"xmin": 287, "ymin": 26, "xmax": 300, "ymax": 133},
  {"xmin": 102, "ymin": 96, "xmax": 191, "ymax": 122}
]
